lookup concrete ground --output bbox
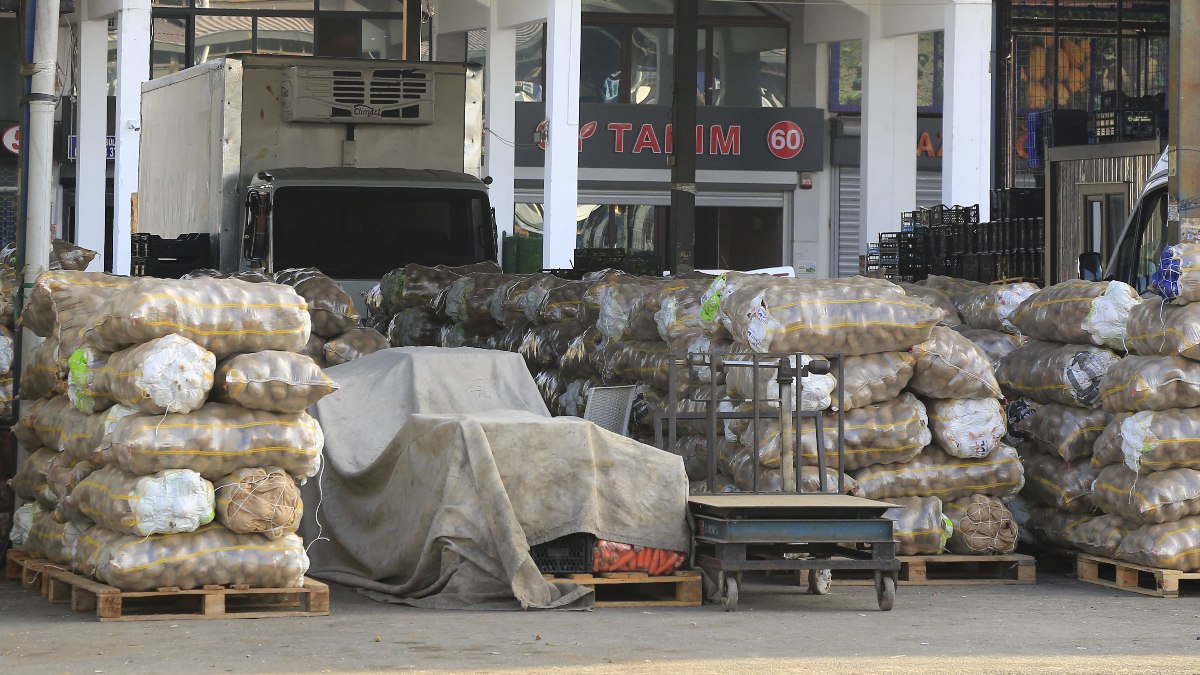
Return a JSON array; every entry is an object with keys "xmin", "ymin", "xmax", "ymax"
[{"xmin": 2, "ymin": 560, "xmax": 1198, "ymax": 674}]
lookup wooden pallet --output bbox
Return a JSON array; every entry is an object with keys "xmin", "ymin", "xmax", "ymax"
[
  {"xmin": 5, "ymin": 550, "xmax": 57, "ymax": 594},
  {"xmin": 1076, "ymin": 554, "xmax": 1200, "ymax": 598},
  {"xmin": 547, "ymin": 570, "xmax": 702, "ymax": 607},
  {"xmin": 830, "ymin": 554, "xmax": 1036, "ymax": 586}
]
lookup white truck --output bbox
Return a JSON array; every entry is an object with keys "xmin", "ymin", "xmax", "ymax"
[{"xmin": 136, "ymin": 55, "xmax": 496, "ymax": 303}]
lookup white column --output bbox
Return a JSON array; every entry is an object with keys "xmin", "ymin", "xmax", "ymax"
[
  {"xmin": 860, "ymin": 10, "xmax": 918, "ymax": 253},
  {"xmin": 76, "ymin": 12, "xmax": 109, "ymax": 270},
  {"xmin": 542, "ymin": 0, "xmax": 581, "ymax": 269},
  {"xmin": 943, "ymin": 0, "xmax": 992, "ymax": 220},
  {"xmin": 486, "ymin": 7, "xmax": 517, "ymax": 256},
  {"xmin": 112, "ymin": 0, "xmax": 151, "ymax": 275}
]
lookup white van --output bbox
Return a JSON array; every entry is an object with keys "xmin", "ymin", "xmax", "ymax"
[{"xmin": 1082, "ymin": 149, "xmax": 1169, "ymax": 292}]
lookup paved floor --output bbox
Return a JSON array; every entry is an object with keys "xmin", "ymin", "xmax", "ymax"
[{"xmin": 2, "ymin": 561, "xmax": 1198, "ymax": 674}]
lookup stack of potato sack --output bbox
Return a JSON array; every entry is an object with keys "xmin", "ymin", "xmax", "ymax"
[
  {"xmin": 372, "ymin": 262, "xmax": 502, "ymax": 350},
  {"xmin": 13, "ymin": 275, "xmax": 336, "ymax": 591},
  {"xmin": 923, "ymin": 275, "xmax": 1036, "ymax": 369},
  {"xmin": 273, "ymin": 268, "xmax": 385, "ymax": 367},
  {"xmin": 990, "ymin": 279, "xmax": 1139, "ymax": 554}
]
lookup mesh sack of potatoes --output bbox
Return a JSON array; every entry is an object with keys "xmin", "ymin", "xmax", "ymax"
[
  {"xmin": 1092, "ymin": 409, "xmax": 1200, "ymax": 474},
  {"xmin": 380, "ymin": 261, "xmax": 501, "ymax": 314},
  {"xmin": 601, "ymin": 341, "xmax": 684, "ymax": 394},
  {"xmin": 21, "ymin": 271, "xmax": 134, "ymax": 338},
  {"xmin": 581, "ymin": 271, "xmax": 638, "ymax": 325},
  {"xmin": 94, "ymin": 524, "xmax": 309, "ymax": 590},
  {"xmin": 654, "ymin": 280, "xmax": 712, "ymax": 345},
  {"xmin": 387, "ymin": 308, "xmax": 443, "ymax": 347},
  {"xmin": 84, "ymin": 277, "xmax": 310, "ymax": 357},
  {"xmin": 908, "ymin": 326, "xmax": 1002, "ymax": 400},
  {"xmin": 1126, "ymin": 297, "xmax": 1200, "ymax": 360},
  {"xmin": 300, "ymin": 334, "xmax": 327, "ymax": 367},
  {"xmin": 48, "ymin": 457, "xmax": 97, "ymax": 503},
  {"xmin": 18, "ymin": 396, "xmax": 86, "ymax": 451},
  {"xmin": 1011, "ymin": 280, "xmax": 1140, "ymax": 349},
  {"xmin": 923, "ymin": 275, "xmax": 988, "ymax": 304},
  {"xmin": 21, "ymin": 335, "xmax": 66, "ymax": 400},
  {"xmin": 1023, "ymin": 403, "xmax": 1111, "ymax": 462},
  {"xmin": 273, "ymin": 268, "xmax": 360, "ymax": 338},
  {"xmin": 491, "ymin": 321, "xmax": 531, "ymax": 353},
  {"xmin": 10, "ymin": 502, "xmax": 41, "ymax": 548},
  {"xmin": 1115, "ymin": 516, "xmax": 1200, "ymax": 571},
  {"xmin": 557, "ymin": 377, "xmax": 601, "ymax": 418},
  {"xmin": 437, "ymin": 321, "xmax": 495, "ymax": 349},
  {"xmin": 667, "ymin": 434, "xmax": 710, "ymax": 482},
  {"xmin": 833, "ymin": 352, "xmax": 915, "ymax": 410},
  {"xmin": 0, "ymin": 263, "xmax": 15, "ymax": 328},
  {"xmin": 518, "ymin": 322, "xmax": 583, "ymax": 369},
  {"xmin": 927, "ymin": 398, "xmax": 1006, "ymax": 459},
  {"xmin": 1092, "ymin": 465, "xmax": 1200, "ymax": 525},
  {"xmin": 100, "ymin": 403, "xmax": 323, "ymax": 481},
  {"xmin": 62, "ymin": 466, "xmax": 215, "ymax": 536},
  {"xmin": 1023, "ymin": 505, "xmax": 1095, "ymax": 551},
  {"xmin": 78, "ymin": 334, "xmax": 216, "ymax": 415},
  {"xmin": 65, "ymin": 346, "xmax": 114, "ymax": 414},
  {"xmin": 1018, "ymin": 445, "xmax": 1098, "ymax": 513},
  {"xmin": 1149, "ymin": 243, "xmax": 1200, "ymax": 304},
  {"xmin": 716, "ymin": 273, "xmax": 941, "ymax": 355},
  {"xmin": 943, "ymin": 494, "xmax": 1018, "ymax": 555},
  {"xmin": 1100, "ymin": 355, "xmax": 1200, "ymax": 413},
  {"xmin": 853, "ymin": 442, "xmax": 1024, "ymax": 501},
  {"xmin": 490, "ymin": 275, "xmax": 551, "ymax": 326},
  {"xmin": 442, "ymin": 272, "xmax": 515, "ymax": 324},
  {"xmin": 12, "ymin": 447, "xmax": 58, "ymax": 509},
  {"xmin": 1004, "ymin": 397, "xmax": 1041, "ymax": 447},
  {"xmin": 214, "ymin": 467, "xmax": 302, "ymax": 539},
  {"xmin": 62, "ymin": 405, "xmax": 140, "ymax": 465},
  {"xmin": 724, "ymin": 354, "xmax": 836, "ymax": 412},
  {"xmin": 534, "ymin": 369, "xmax": 566, "ymax": 411},
  {"xmin": 73, "ymin": 525, "xmax": 126, "ymax": 577},
  {"xmin": 663, "ymin": 335, "xmax": 734, "ymax": 385},
  {"xmin": 527, "ymin": 279, "xmax": 588, "ymax": 326},
  {"xmin": 596, "ymin": 278, "xmax": 667, "ymax": 341},
  {"xmin": 24, "ymin": 511, "xmax": 85, "ymax": 563},
  {"xmin": 956, "ymin": 328, "xmax": 1023, "ymax": 370},
  {"xmin": 323, "ymin": 327, "xmax": 388, "ymax": 366},
  {"xmin": 884, "ymin": 496, "xmax": 951, "ymax": 555},
  {"xmin": 690, "ymin": 473, "xmax": 740, "ymax": 494},
  {"xmin": 0, "ymin": 374, "xmax": 11, "ymax": 418},
  {"xmin": 1063, "ymin": 513, "xmax": 1136, "ymax": 558},
  {"xmin": 729, "ymin": 456, "xmax": 858, "ymax": 494},
  {"xmin": 212, "ymin": 350, "xmax": 337, "ymax": 413},
  {"xmin": 631, "ymin": 386, "xmax": 731, "ymax": 436},
  {"xmin": 559, "ymin": 327, "xmax": 604, "ymax": 377},
  {"xmin": 897, "ymin": 282, "xmax": 962, "ymax": 327},
  {"xmin": 363, "ymin": 282, "xmax": 387, "ymax": 324},
  {"xmin": 954, "ymin": 282, "xmax": 1039, "ymax": 334},
  {"xmin": 51, "ymin": 238, "xmax": 97, "ymax": 271},
  {"xmin": 996, "ymin": 340, "xmax": 1120, "ymax": 407}
]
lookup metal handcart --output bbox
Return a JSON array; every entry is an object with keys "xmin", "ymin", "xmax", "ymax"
[{"xmin": 656, "ymin": 350, "xmax": 899, "ymax": 611}]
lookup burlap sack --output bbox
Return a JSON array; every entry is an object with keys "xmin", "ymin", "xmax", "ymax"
[
  {"xmin": 442, "ymin": 272, "xmax": 515, "ymax": 324},
  {"xmin": 884, "ymin": 496, "xmax": 951, "ymax": 555},
  {"xmin": 1064, "ymin": 514, "xmax": 1136, "ymax": 558},
  {"xmin": 212, "ymin": 351, "xmax": 338, "ymax": 413},
  {"xmin": 94, "ymin": 524, "xmax": 309, "ymax": 590},
  {"xmin": 853, "ymin": 443, "xmax": 1024, "ymax": 501},
  {"xmin": 24, "ymin": 511, "xmax": 85, "ymax": 563},
  {"xmin": 898, "ymin": 282, "xmax": 962, "ymax": 327},
  {"xmin": 324, "ymin": 327, "xmax": 388, "ymax": 366},
  {"xmin": 387, "ymin": 308, "xmax": 443, "ymax": 347},
  {"xmin": 75, "ymin": 334, "xmax": 216, "ymax": 415},
  {"xmin": 927, "ymin": 398, "xmax": 1006, "ymax": 459},
  {"xmin": 1099, "ymin": 355, "xmax": 1200, "ymax": 413},
  {"xmin": 100, "ymin": 403, "xmax": 323, "ymax": 481},
  {"xmin": 957, "ymin": 328, "xmax": 1024, "ymax": 370},
  {"xmin": 908, "ymin": 327, "xmax": 1001, "ymax": 399},
  {"xmin": 1093, "ymin": 465, "xmax": 1200, "ymax": 525},
  {"xmin": 1092, "ymin": 409, "xmax": 1200, "ymax": 474},
  {"xmin": 214, "ymin": 467, "xmax": 302, "ymax": 539},
  {"xmin": 724, "ymin": 354, "xmax": 837, "ymax": 412},
  {"xmin": 1024, "ymin": 403, "xmax": 1111, "ymax": 462},
  {"xmin": 11, "ymin": 446, "xmax": 58, "ymax": 509},
  {"xmin": 274, "ymin": 268, "xmax": 360, "ymax": 338},
  {"xmin": 1126, "ymin": 297, "xmax": 1200, "ymax": 361},
  {"xmin": 1011, "ymin": 280, "xmax": 1140, "ymax": 349},
  {"xmin": 996, "ymin": 340, "xmax": 1121, "ymax": 408},
  {"xmin": 63, "ymin": 466, "xmax": 215, "ymax": 536},
  {"xmin": 944, "ymin": 494, "xmax": 1018, "ymax": 555},
  {"xmin": 954, "ymin": 282, "xmax": 1039, "ymax": 334},
  {"xmin": 84, "ymin": 277, "xmax": 310, "ymax": 357},
  {"xmin": 380, "ymin": 261, "xmax": 501, "ymax": 313},
  {"xmin": 1116, "ymin": 516, "xmax": 1200, "ymax": 571},
  {"xmin": 1019, "ymin": 445, "xmax": 1098, "ymax": 512}
]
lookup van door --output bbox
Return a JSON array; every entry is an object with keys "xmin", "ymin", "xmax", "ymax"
[{"xmin": 1108, "ymin": 185, "xmax": 1168, "ymax": 293}]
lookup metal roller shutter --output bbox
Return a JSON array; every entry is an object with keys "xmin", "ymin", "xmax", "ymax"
[{"xmin": 834, "ymin": 166, "xmax": 861, "ymax": 278}]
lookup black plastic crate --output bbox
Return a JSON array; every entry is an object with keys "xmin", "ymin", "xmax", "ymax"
[
  {"xmin": 131, "ymin": 233, "xmax": 211, "ymax": 261},
  {"xmin": 130, "ymin": 258, "xmax": 204, "ymax": 279},
  {"xmin": 529, "ymin": 533, "xmax": 594, "ymax": 575},
  {"xmin": 574, "ymin": 248, "xmax": 661, "ymax": 276}
]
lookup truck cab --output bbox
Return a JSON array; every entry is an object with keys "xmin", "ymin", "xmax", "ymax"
[{"xmin": 1081, "ymin": 149, "xmax": 1168, "ymax": 293}]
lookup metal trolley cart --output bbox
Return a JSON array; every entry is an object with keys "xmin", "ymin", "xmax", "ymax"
[{"xmin": 656, "ymin": 351, "xmax": 899, "ymax": 611}]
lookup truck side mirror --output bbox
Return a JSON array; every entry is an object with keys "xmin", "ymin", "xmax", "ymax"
[
  {"xmin": 1079, "ymin": 252, "xmax": 1104, "ymax": 281},
  {"xmin": 243, "ymin": 190, "xmax": 271, "ymax": 262}
]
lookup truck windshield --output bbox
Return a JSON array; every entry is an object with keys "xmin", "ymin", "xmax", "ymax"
[
  {"xmin": 1110, "ymin": 186, "xmax": 1168, "ymax": 293},
  {"xmin": 270, "ymin": 186, "xmax": 492, "ymax": 279}
]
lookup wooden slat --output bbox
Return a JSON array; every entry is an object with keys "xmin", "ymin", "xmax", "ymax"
[
  {"xmin": 1075, "ymin": 554, "xmax": 1199, "ymax": 598},
  {"xmin": 548, "ymin": 570, "xmax": 702, "ymax": 607},
  {"xmin": 833, "ymin": 554, "xmax": 1036, "ymax": 586}
]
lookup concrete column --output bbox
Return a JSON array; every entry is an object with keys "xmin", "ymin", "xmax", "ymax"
[
  {"xmin": 112, "ymin": 0, "xmax": 151, "ymax": 275},
  {"xmin": 486, "ymin": 7, "xmax": 517, "ymax": 252},
  {"xmin": 943, "ymin": 0, "xmax": 992, "ymax": 220},
  {"xmin": 860, "ymin": 9, "xmax": 918, "ymax": 252},
  {"xmin": 75, "ymin": 11, "xmax": 108, "ymax": 270},
  {"xmin": 542, "ymin": 0, "xmax": 581, "ymax": 269}
]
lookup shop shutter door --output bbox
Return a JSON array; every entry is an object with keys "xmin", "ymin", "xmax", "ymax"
[
  {"xmin": 835, "ymin": 167, "xmax": 861, "ymax": 278},
  {"xmin": 916, "ymin": 170, "xmax": 943, "ymax": 209}
]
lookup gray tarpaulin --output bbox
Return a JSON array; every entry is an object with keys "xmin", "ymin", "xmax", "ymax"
[{"xmin": 299, "ymin": 347, "xmax": 690, "ymax": 610}]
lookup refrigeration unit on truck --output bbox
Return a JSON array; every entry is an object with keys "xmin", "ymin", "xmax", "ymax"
[{"xmin": 136, "ymin": 55, "xmax": 496, "ymax": 301}]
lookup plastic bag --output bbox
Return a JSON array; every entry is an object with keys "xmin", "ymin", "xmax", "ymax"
[
  {"xmin": 591, "ymin": 540, "xmax": 686, "ymax": 576},
  {"xmin": 853, "ymin": 443, "xmax": 1024, "ymax": 501},
  {"xmin": 1012, "ymin": 280, "xmax": 1140, "ymax": 349},
  {"xmin": 24, "ymin": 511, "xmax": 85, "ymax": 563},
  {"xmin": 273, "ymin": 268, "xmax": 360, "ymax": 338},
  {"xmin": 84, "ymin": 277, "xmax": 310, "ymax": 357},
  {"xmin": 62, "ymin": 466, "xmax": 215, "ymax": 536},
  {"xmin": 380, "ymin": 261, "xmax": 501, "ymax": 313},
  {"xmin": 215, "ymin": 467, "xmax": 302, "ymax": 539},
  {"xmin": 1116, "ymin": 516, "xmax": 1200, "ymax": 571},
  {"xmin": 1092, "ymin": 409, "xmax": 1200, "ymax": 475},
  {"xmin": 94, "ymin": 524, "xmax": 309, "ymax": 590},
  {"xmin": 386, "ymin": 308, "xmax": 443, "ymax": 347},
  {"xmin": 74, "ymin": 334, "xmax": 217, "ymax": 415},
  {"xmin": 724, "ymin": 354, "xmax": 837, "ymax": 412},
  {"xmin": 1149, "ymin": 243, "xmax": 1200, "ymax": 304},
  {"xmin": 1018, "ymin": 446, "xmax": 1097, "ymax": 512},
  {"xmin": 12, "ymin": 447, "xmax": 58, "ymax": 509},
  {"xmin": 996, "ymin": 340, "xmax": 1120, "ymax": 408},
  {"xmin": 1023, "ymin": 403, "xmax": 1110, "ymax": 462},
  {"xmin": 300, "ymin": 333, "xmax": 327, "ymax": 368},
  {"xmin": 955, "ymin": 282, "xmax": 1039, "ymax": 334},
  {"xmin": 323, "ymin": 327, "xmax": 388, "ymax": 366},
  {"xmin": 10, "ymin": 502, "xmax": 41, "ymax": 548},
  {"xmin": 957, "ymin": 328, "xmax": 1023, "ymax": 370},
  {"xmin": 100, "ymin": 403, "xmax": 323, "ymax": 481},
  {"xmin": 363, "ymin": 282, "xmax": 387, "ymax": 323},
  {"xmin": 518, "ymin": 322, "xmax": 583, "ymax": 369},
  {"xmin": 884, "ymin": 496, "xmax": 951, "ymax": 555},
  {"xmin": 908, "ymin": 326, "xmax": 1001, "ymax": 399},
  {"xmin": 1100, "ymin": 355, "xmax": 1200, "ymax": 413},
  {"xmin": 944, "ymin": 494, "xmax": 1018, "ymax": 555},
  {"xmin": 1093, "ymin": 465, "xmax": 1200, "ymax": 525},
  {"xmin": 21, "ymin": 334, "xmax": 66, "ymax": 400},
  {"xmin": 48, "ymin": 457, "xmax": 96, "ymax": 503},
  {"xmin": 897, "ymin": 282, "xmax": 962, "ymax": 327},
  {"xmin": 212, "ymin": 350, "xmax": 338, "ymax": 413},
  {"xmin": 560, "ymin": 327, "xmax": 605, "ymax": 377},
  {"xmin": 21, "ymin": 270, "xmax": 134, "ymax": 339},
  {"xmin": 1064, "ymin": 514, "xmax": 1135, "ymax": 558},
  {"xmin": 927, "ymin": 398, "xmax": 1006, "ymax": 459},
  {"xmin": 526, "ymin": 279, "xmax": 588, "ymax": 326}
]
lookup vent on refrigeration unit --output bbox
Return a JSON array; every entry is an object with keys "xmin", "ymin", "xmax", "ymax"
[{"xmin": 281, "ymin": 65, "xmax": 435, "ymax": 124}]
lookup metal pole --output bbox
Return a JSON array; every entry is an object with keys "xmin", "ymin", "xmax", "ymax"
[
  {"xmin": 1168, "ymin": 0, "xmax": 1200, "ymax": 244},
  {"xmin": 777, "ymin": 357, "xmax": 795, "ymax": 493},
  {"xmin": 669, "ymin": 0, "xmax": 697, "ymax": 274}
]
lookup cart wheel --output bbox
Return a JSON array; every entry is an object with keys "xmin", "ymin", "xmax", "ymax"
[
  {"xmin": 721, "ymin": 576, "xmax": 739, "ymax": 612},
  {"xmin": 807, "ymin": 569, "xmax": 832, "ymax": 595},
  {"xmin": 876, "ymin": 575, "xmax": 895, "ymax": 611}
]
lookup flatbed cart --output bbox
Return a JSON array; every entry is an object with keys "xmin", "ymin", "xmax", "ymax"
[{"xmin": 655, "ymin": 351, "xmax": 900, "ymax": 611}]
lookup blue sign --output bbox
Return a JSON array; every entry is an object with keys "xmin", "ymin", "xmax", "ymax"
[{"xmin": 67, "ymin": 135, "xmax": 116, "ymax": 161}]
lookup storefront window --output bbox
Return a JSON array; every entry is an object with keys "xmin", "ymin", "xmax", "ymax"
[
  {"xmin": 709, "ymin": 25, "xmax": 785, "ymax": 107},
  {"xmin": 580, "ymin": 25, "xmax": 623, "ymax": 104},
  {"xmin": 516, "ymin": 24, "xmax": 545, "ymax": 102},
  {"xmin": 152, "ymin": 17, "xmax": 188, "ymax": 79},
  {"xmin": 205, "ymin": 0, "xmax": 314, "ymax": 10},
  {"xmin": 319, "ymin": 0, "xmax": 403, "ymax": 11},
  {"xmin": 193, "ymin": 15, "xmax": 253, "ymax": 66},
  {"xmin": 695, "ymin": 206, "xmax": 782, "ymax": 270},
  {"xmin": 830, "ymin": 33, "xmax": 942, "ymax": 113},
  {"xmin": 631, "ymin": 27, "xmax": 672, "ymax": 105},
  {"xmin": 583, "ymin": 0, "xmax": 673, "ymax": 12},
  {"xmin": 255, "ymin": 17, "xmax": 315, "ymax": 57}
]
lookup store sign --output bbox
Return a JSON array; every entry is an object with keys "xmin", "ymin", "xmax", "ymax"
[
  {"xmin": 515, "ymin": 102, "xmax": 825, "ymax": 172},
  {"xmin": 67, "ymin": 135, "xmax": 117, "ymax": 161},
  {"xmin": 2, "ymin": 125, "xmax": 18, "ymax": 155}
]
